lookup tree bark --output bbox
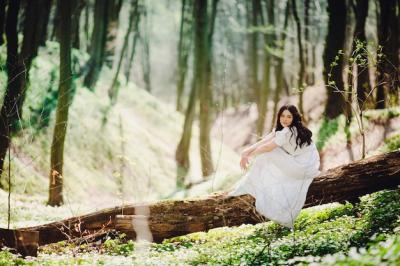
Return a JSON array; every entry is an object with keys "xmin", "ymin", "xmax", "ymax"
[
  {"xmin": 16, "ymin": 150, "xmax": 400, "ymax": 245},
  {"xmin": 0, "ymin": 0, "xmax": 45, "ymax": 183},
  {"xmin": 108, "ymin": 0, "xmax": 139, "ymax": 104},
  {"xmin": 48, "ymin": 0, "xmax": 72, "ymax": 206},
  {"xmin": 270, "ymin": 0, "xmax": 290, "ymax": 132},
  {"xmin": 0, "ymin": 229, "xmax": 39, "ymax": 257},
  {"xmin": 104, "ymin": 0, "xmax": 123, "ymax": 68},
  {"xmin": 376, "ymin": 0, "xmax": 399, "ymax": 108},
  {"xmin": 291, "ymin": 0, "xmax": 306, "ymax": 118},
  {"xmin": 323, "ymin": 0, "xmax": 347, "ymax": 119},
  {"xmin": 351, "ymin": 0, "xmax": 371, "ymax": 107},
  {"xmin": 0, "ymin": 0, "xmax": 6, "ymax": 45},
  {"xmin": 255, "ymin": 0, "xmax": 272, "ymax": 138},
  {"xmin": 175, "ymin": 0, "xmax": 209, "ymax": 184},
  {"xmin": 199, "ymin": 0, "xmax": 218, "ymax": 177},
  {"xmin": 83, "ymin": 0, "xmax": 109, "ymax": 90},
  {"xmin": 140, "ymin": 4, "xmax": 152, "ymax": 93},
  {"xmin": 38, "ymin": 0, "xmax": 52, "ymax": 46},
  {"xmin": 176, "ymin": 0, "xmax": 193, "ymax": 112}
]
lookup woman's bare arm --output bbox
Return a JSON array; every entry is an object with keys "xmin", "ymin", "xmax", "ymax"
[
  {"xmin": 241, "ymin": 132, "xmax": 274, "ymax": 156},
  {"xmin": 249, "ymin": 138, "xmax": 279, "ymax": 157}
]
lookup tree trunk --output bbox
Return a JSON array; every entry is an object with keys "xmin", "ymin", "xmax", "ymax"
[
  {"xmin": 0, "ymin": 0, "xmax": 6, "ymax": 45},
  {"xmin": 376, "ymin": 0, "xmax": 399, "ymax": 108},
  {"xmin": 246, "ymin": 0, "xmax": 260, "ymax": 102},
  {"xmin": 270, "ymin": 0, "xmax": 290, "ymax": 131},
  {"xmin": 83, "ymin": 0, "xmax": 109, "ymax": 90},
  {"xmin": 323, "ymin": 0, "xmax": 347, "ymax": 119},
  {"xmin": 18, "ymin": 150, "xmax": 400, "ymax": 245},
  {"xmin": 104, "ymin": 0, "xmax": 123, "ymax": 68},
  {"xmin": 0, "ymin": 0, "xmax": 44, "ymax": 182},
  {"xmin": 0, "ymin": 0, "xmax": 20, "ymax": 187},
  {"xmin": 255, "ymin": 0, "xmax": 272, "ymax": 138},
  {"xmin": 175, "ymin": 80, "xmax": 197, "ymax": 187},
  {"xmin": 108, "ymin": 0, "xmax": 139, "ymax": 104},
  {"xmin": 38, "ymin": 0, "xmax": 52, "ymax": 46},
  {"xmin": 141, "ymin": 5, "xmax": 152, "ymax": 93},
  {"xmin": 291, "ymin": 0, "xmax": 306, "ymax": 118},
  {"xmin": 48, "ymin": 0, "xmax": 72, "ymax": 206},
  {"xmin": 199, "ymin": 0, "xmax": 218, "ymax": 177},
  {"xmin": 175, "ymin": 0, "xmax": 209, "ymax": 185},
  {"xmin": 176, "ymin": 0, "xmax": 193, "ymax": 112},
  {"xmin": 124, "ymin": 1, "xmax": 142, "ymax": 84},
  {"xmin": 71, "ymin": 0, "xmax": 85, "ymax": 49},
  {"xmin": 351, "ymin": 0, "xmax": 371, "ymax": 108}
]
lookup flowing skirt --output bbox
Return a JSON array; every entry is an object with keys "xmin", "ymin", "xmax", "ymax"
[{"xmin": 228, "ymin": 143, "xmax": 320, "ymax": 228}]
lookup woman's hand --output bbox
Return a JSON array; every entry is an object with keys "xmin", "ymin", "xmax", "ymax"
[{"xmin": 240, "ymin": 154, "xmax": 250, "ymax": 170}]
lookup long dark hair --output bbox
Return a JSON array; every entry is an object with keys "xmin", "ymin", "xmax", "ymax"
[{"xmin": 275, "ymin": 104, "xmax": 312, "ymax": 148}]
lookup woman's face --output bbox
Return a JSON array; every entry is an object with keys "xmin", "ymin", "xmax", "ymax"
[{"xmin": 280, "ymin": 109, "xmax": 293, "ymax": 127}]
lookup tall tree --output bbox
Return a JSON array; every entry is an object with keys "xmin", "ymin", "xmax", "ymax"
[
  {"xmin": 304, "ymin": 0, "xmax": 312, "ymax": 85},
  {"xmin": 140, "ymin": 4, "xmax": 152, "ymax": 93},
  {"xmin": 0, "ymin": 0, "xmax": 46, "ymax": 183},
  {"xmin": 376, "ymin": 0, "xmax": 399, "ymax": 108},
  {"xmin": 323, "ymin": 0, "xmax": 347, "ymax": 119},
  {"xmin": 291, "ymin": 0, "xmax": 306, "ymax": 117},
  {"xmin": 104, "ymin": 0, "xmax": 123, "ymax": 68},
  {"xmin": 108, "ymin": 0, "xmax": 140, "ymax": 104},
  {"xmin": 350, "ymin": 0, "xmax": 371, "ymax": 107},
  {"xmin": 175, "ymin": 0, "xmax": 208, "ymax": 186},
  {"xmin": 48, "ymin": 0, "xmax": 73, "ymax": 206},
  {"xmin": 176, "ymin": 0, "xmax": 193, "ymax": 112},
  {"xmin": 246, "ymin": 0, "xmax": 260, "ymax": 103},
  {"xmin": 270, "ymin": 0, "xmax": 290, "ymax": 131},
  {"xmin": 254, "ymin": 0, "xmax": 271, "ymax": 138},
  {"xmin": 83, "ymin": 0, "xmax": 109, "ymax": 90},
  {"xmin": 0, "ymin": 0, "xmax": 6, "ymax": 45},
  {"xmin": 38, "ymin": 0, "xmax": 52, "ymax": 46},
  {"xmin": 199, "ymin": 0, "xmax": 218, "ymax": 177}
]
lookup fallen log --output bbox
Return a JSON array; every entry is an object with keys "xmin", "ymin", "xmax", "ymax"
[
  {"xmin": 14, "ymin": 150, "xmax": 400, "ymax": 246},
  {"xmin": 0, "ymin": 229, "xmax": 39, "ymax": 257}
]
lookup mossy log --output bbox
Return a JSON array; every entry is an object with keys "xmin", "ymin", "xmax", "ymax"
[{"xmin": 10, "ymin": 150, "xmax": 400, "ymax": 246}]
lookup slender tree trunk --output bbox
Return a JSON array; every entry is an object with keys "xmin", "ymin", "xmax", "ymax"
[
  {"xmin": 83, "ymin": 0, "xmax": 109, "ymax": 90},
  {"xmin": 48, "ymin": 0, "xmax": 72, "ymax": 206},
  {"xmin": 71, "ymin": 0, "xmax": 85, "ymax": 49},
  {"xmin": 141, "ymin": 5, "xmax": 152, "ymax": 93},
  {"xmin": 304, "ymin": 0, "xmax": 312, "ymax": 85},
  {"xmin": 104, "ymin": 0, "xmax": 123, "ymax": 68},
  {"xmin": 108, "ymin": 0, "xmax": 139, "ymax": 104},
  {"xmin": 84, "ymin": 2, "xmax": 90, "ymax": 52},
  {"xmin": 175, "ymin": 81, "xmax": 197, "ymax": 187},
  {"xmin": 291, "ymin": 0, "xmax": 306, "ymax": 118},
  {"xmin": 323, "ymin": 0, "xmax": 347, "ymax": 119},
  {"xmin": 124, "ymin": 23, "xmax": 141, "ymax": 84},
  {"xmin": 0, "ymin": 0, "xmax": 20, "ymax": 188},
  {"xmin": 270, "ymin": 0, "xmax": 290, "ymax": 131},
  {"xmin": 351, "ymin": 0, "xmax": 371, "ymax": 108},
  {"xmin": 199, "ymin": 0, "xmax": 218, "ymax": 177},
  {"xmin": 175, "ymin": 0, "xmax": 208, "ymax": 186},
  {"xmin": 246, "ymin": 0, "xmax": 260, "ymax": 102},
  {"xmin": 176, "ymin": 0, "xmax": 193, "ymax": 112},
  {"xmin": 38, "ymin": 0, "xmax": 52, "ymax": 46},
  {"xmin": 376, "ymin": 0, "xmax": 399, "ymax": 108},
  {"xmin": 0, "ymin": 0, "xmax": 44, "ymax": 181},
  {"xmin": 0, "ymin": 0, "xmax": 7, "ymax": 45},
  {"xmin": 255, "ymin": 0, "xmax": 270, "ymax": 138}
]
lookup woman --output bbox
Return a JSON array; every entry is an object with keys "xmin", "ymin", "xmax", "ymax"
[{"xmin": 228, "ymin": 104, "xmax": 320, "ymax": 228}]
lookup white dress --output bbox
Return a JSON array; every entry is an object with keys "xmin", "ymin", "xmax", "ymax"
[{"xmin": 228, "ymin": 127, "xmax": 321, "ymax": 228}]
